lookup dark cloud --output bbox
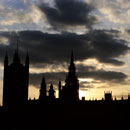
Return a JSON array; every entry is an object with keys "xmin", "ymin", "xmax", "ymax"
[
  {"xmin": 0, "ymin": 29, "xmax": 129, "ymax": 67},
  {"xmin": 29, "ymin": 65, "xmax": 128, "ymax": 89},
  {"xmin": 99, "ymin": 58, "xmax": 124, "ymax": 66},
  {"xmin": 79, "ymin": 80, "xmax": 97, "ymax": 90},
  {"xmin": 38, "ymin": 0, "xmax": 96, "ymax": 28},
  {"xmin": 20, "ymin": 29, "xmax": 130, "ymax": 66},
  {"xmin": 30, "ymin": 72, "xmax": 66, "ymax": 88},
  {"xmin": 87, "ymin": 30, "xmax": 129, "ymax": 65},
  {"xmin": 0, "ymin": 29, "xmax": 128, "ymax": 88},
  {"xmin": 78, "ymin": 68, "xmax": 127, "ymax": 82},
  {"xmin": 76, "ymin": 64, "xmax": 128, "ymax": 82}
]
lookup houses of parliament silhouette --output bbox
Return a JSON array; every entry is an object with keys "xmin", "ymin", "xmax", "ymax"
[
  {"xmin": 1, "ymin": 39, "xmax": 130, "ymax": 130},
  {"xmin": 3, "ymin": 40, "xmax": 79, "ymax": 108}
]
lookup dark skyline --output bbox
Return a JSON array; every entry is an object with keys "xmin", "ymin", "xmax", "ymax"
[
  {"xmin": 1, "ymin": 48, "xmax": 130, "ymax": 130},
  {"xmin": 1, "ymin": 1, "xmax": 130, "ymax": 129},
  {"xmin": 0, "ymin": 0, "xmax": 130, "ymax": 104}
]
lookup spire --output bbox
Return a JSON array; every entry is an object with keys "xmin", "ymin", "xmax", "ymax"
[
  {"xmin": 49, "ymin": 83, "xmax": 55, "ymax": 99},
  {"xmin": 50, "ymin": 83, "xmax": 53, "ymax": 90},
  {"xmin": 41, "ymin": 77, "xmax": 46, "ymax": 90},
  {"xmin": 39, "ymin": 77, "xmax": 47, "ymax": 100},
  {"xmin": 121, "ymin": 96, "xmax": 124, "ymax": 100},
  {"xmin": 70, "ymin": 51, "xmax": 74, "ymax": 68},
  {"xmin": 68, "ymin": 51, "xmax": 76, "ymax": 76},
  {"xmin": 63, "ymin": 51, "xmax": 79, "ymax": 101},
  {"xmin": 65, "ymin": 51, "xmax": 78, "ymax": 85},
  {"xmin": 13, "ymin": 36, "xmax": 20, "ymax": 64},
  {"xmin": 42, "ymin": 76, "xmax": 45, "ymax": 83}
]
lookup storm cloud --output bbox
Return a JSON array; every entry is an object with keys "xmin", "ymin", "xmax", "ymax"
[
  {"xmin": 77, "ymin": 64, "xmax": 127, "ymax": 82},
  {"xmin": 0, "ymin": 29, "xmax": 129, "ymax": 89},
  {"xmin": 29, "ymin": 65, "xmax": 128, "ymax": 88},
  {"xmin": 38, "ymin": 0, "xmax": 96, "ymax": 28},
  {"xmin": 0, "ymin": 29, "xmax": 129, "ymax": 66}
]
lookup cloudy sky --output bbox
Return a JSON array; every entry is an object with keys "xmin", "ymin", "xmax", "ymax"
[{"xmin": 0, "ymin": 0, "xmax": 130, "ymax": 104}]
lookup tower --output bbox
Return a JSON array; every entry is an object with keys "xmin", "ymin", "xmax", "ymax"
[
  {"xmin": 39, "ymin": 77, "xmax": 47, "ymax": 100},
  {"xmin": 61, "ymin": 51, "xmax": 79, "ymax": 102},
  {"xmin": 104, "ymin": 91, "xmax": 112, "ymax": 101},
  {"xmin": 48, "ymin": 83, "xmax": 55, "ymax": 99},
  {"xmin": 3, "ymin": 38, "xmax": 29, "ymax": 107}
]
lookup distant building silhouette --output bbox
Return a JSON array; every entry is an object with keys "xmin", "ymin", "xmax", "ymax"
[
  {"xmin": 3, "ymin": 38, "xmax": 29, "ymax": 107},
  {"xmin": 104, "ymin": 91, "xmax": 112, "ymax": 101},
  {"xmin": 60, "ymin": 51, "xmax": 79, "ymax": 102},
  {"xmin": 38, "ymin": 51, "xmax": 79, "ymax": 102},
  {"xmin": 2, "ymin": 38, "xmax": 130, "ymax": 130},
  {"xmin": 39, "ymin": 77, "xmax": 47, "ymax": 101},
  {"xmin": 121, "ymin": 96, "xmax": 124, "ymax": 100},
  {"xmin": 4, "ymin": 41, "xmax": 130, "ymax": 109}
]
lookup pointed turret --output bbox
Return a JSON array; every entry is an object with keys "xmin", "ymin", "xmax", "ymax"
[
  {"xmin": 39, "ymin": 77, "xmax": 47, "ymax": 100},
  {"xmin": 61, "ymin": 51, "xmax": 79, "ymax": 102},
  {"xmin": 65, "ymin": 51, "xmax": 78, "ymax": 87},
  {"xmin": 121, "ymin": 96, "xmax": 124, "ymax": 101},
  {"xmin": 69, "ymin": 51, "xmax": 76, "ymax": 74},
  {"xmin": 49, "ymin": 83, "xmax": 55, "ymax": 99},
  {"xmin": 13, "ymin": 36, "xmax": 20, "ymax": 64}
]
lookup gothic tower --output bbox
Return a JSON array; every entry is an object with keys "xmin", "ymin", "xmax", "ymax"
[
  {"xmin": 3, "ymin": 38, "xmax": 29, "ymax": 107},
  {"xmin": 61, "ymin": 52, "xmax": 79, "ymax": 102},
  {"xmin": 39, "ymin": 77, "xmax": 47, "ymax": 100}
]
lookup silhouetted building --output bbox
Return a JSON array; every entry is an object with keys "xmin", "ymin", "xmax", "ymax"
[
  {"xmin": 39, "ymin": 77, "xmax": 47, "ymax": 100},
  {"xmin": 2, "ymin": 38, "xmax": 130, "ymax": 130},
  {"xmin": 3, "ymin": 39, "xmax": 29, "ymax": 107},
  {"xmin": 60, "ymin": 52, "xmax": 79, "ymax": 102},
  {"xmin": 104, "ymin": 91, "xmax": 112, "ymax": 101},
  {"xmin": 121, "ymin": 96, "xmax": 124, "ymax": 100}
]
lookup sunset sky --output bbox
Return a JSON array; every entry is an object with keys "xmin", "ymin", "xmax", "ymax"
[{"xmin": 0, "ymin": 0, "xmax": 130, "ymax": 105}]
